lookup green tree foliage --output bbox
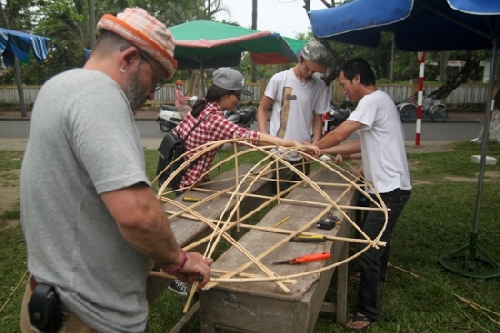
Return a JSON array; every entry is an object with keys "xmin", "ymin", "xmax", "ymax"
[
  {"xmin": 1, "ymin": 0, "xmax": 36, "ymax": 32},
  {"xmin": 35, "ymin": 0, "xmax": 91, "ymax": 70},
  {"xmin": 0, "ymin": 0, "xmax": 216, "ymax": 85},
  {"xmin": 0, "ymin": 0, "xmax": 491, "ymax": 89}
]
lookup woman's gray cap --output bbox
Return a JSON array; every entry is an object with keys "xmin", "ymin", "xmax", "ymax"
[{"xmin": 213, "ymin": 68, "xmax": 253, "ymax": 96}]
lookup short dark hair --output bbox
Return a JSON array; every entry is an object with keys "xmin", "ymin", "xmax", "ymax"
[
  {"xmin": 93, "ymin": 30, "xmax": 132, "ymax": 56},
  {"xmin": 191, "ymin": 84, "xmax": 232, "ymax": 117},
  {"xmin": 339, "ymin": 58, "xmax": 376, "ymax": 86}
]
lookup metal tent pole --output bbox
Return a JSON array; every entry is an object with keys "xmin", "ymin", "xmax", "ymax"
[
  {"xmin": 439, "ymin": 40, "xmax": 500, "ymax": 280},
  {"xmin": 199, "ymin": 63, "xmax": 205, "ymax": 98}
]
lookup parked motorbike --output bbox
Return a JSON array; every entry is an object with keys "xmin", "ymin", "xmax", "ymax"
[
  {"xmin": 322, "ymin": 103, "xmax": 351, "ymax": 135},
  {"xmin": 224, "ymin": 105, "xmax": 257, "ymax": 129},
  {"xmin": 157, "ymin": 96, "xmax": 198, "ymax": 132},
  {"xmin": 157, "ymin": 105, "xmax": 182, "ymax": 132}
]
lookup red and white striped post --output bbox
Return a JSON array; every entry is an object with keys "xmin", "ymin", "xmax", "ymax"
[{"xmin": 415, "ymin": 52, "xmax": 426, "ymax": 146}]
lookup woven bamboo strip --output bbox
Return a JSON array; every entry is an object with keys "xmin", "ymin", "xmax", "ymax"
[
  {"xmin": 167, "ymin": 199, "xmax": 285, "ymax": 287},
  {"xmin": 232, "ymin": 138, "xmax": 241, "ymax": 232},
  {"xmin": 166, "ymin": 196, "xmax": 290, "ymax": 311},
  {"xmin": 164, "ymin": 211, "xmax": 386, "ymax": 251},
  {"xmin": 202, "ymin": 151, "xmax": 277, "ymax": 258},
  {"xmin": 168, "ymin": 193, "xmax": 291, "ymax": 294},
  {"xmin": 149, "ymin": 270, "xmax": 296, "ymax": 283},
  {"xmin": 201, "ymin": 160, "xmax": 321, "ymax": 289},
  {"xmin": 201, "ymin": 156, "xmax": 290, "ymax": 292},
  {"xmin": 203, "ymin": 204, "xmax": 333, "ymax": 291},
  {"xmin": 150, "ymin": 139, "xmax": 390, "ymax": 310}
]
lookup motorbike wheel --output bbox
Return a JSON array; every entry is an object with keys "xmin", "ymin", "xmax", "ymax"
[
  {"xmin": 430, "ymin": 104, "xmax": 448, "ymax": 122},
  {"xmin": 399, "ymin": 103, "xmax": 417, "ymax": 123},
  {"xmin": 159, "ymin": 122, "xmax": 173, "ymax": 132}
]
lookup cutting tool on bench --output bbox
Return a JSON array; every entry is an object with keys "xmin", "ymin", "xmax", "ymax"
[{"xmin": 272, "ymin": 252, "xmax": 331, "ymax": 265}]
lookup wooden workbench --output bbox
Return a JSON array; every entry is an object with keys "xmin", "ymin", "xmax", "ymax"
[{"xmin": 198, "ymin": 167, "xmax": 357, "ymax": 333}]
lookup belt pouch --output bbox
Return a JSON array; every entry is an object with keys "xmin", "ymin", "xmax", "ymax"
[{"xmin": 28, "ymin": 282, "xmax": 62, "ymax": 333}]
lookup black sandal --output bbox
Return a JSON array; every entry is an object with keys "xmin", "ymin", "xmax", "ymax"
[{"xmin": 346, "ymin": 313, "xmax": 373, "ymax": 330}]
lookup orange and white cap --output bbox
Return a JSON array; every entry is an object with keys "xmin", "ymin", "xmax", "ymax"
[{"xmin": 97, "ymin": 8, "xmax": 178, "ymax": 79}]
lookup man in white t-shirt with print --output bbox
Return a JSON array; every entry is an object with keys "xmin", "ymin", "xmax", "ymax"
[
  {"xmin": 315, "ymin": 58, "xmax": 411, "ymax": 330},
  {"xmin": 257, "ymin": 40, "xmax": 331, "ymax": 192}
]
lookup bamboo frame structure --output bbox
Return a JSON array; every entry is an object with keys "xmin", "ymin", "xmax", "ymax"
[{"xmin": 151, "ymin": 138, "xmax": 389, "ymax": 312}]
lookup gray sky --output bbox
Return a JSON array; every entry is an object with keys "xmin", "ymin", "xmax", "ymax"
[{"xmin": 214, "ymin": 0, "xmax": 326, "ymax": 38}]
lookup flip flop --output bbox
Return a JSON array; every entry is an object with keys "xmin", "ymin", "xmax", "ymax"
[
  {"xmin": 348, "ymin": 272, "xmax": 361, "ymax": 284},
  {"xmin": 345, "ymin": 313, "xmax": 373, "ymax": 330}
]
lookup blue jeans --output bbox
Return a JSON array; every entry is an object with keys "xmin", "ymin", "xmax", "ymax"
[{"xmin": 357, "ymin": 189, "xmax": 411, "ymax": 321}]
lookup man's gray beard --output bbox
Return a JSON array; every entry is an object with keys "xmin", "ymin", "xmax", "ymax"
[{"xmin": 127, "ymin": 67, "xmax": 144, "ymax": 113}]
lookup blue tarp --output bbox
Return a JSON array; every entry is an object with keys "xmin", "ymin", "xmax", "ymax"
[{"xmin": 0, "ymin": 28, "xmax": 50, "ymax": 66}]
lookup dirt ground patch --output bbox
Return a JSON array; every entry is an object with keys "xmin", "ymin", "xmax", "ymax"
[
  {"xmin": 405, "ymin": 141, "xmax": 455, "ymax": 153},
  {"xmin": 0, "ymin": 170, "xmax": 20, "ymax": 231},
  {"xmin": 445, "ymin": 170, "xmax": 500, "ymax": 182}
]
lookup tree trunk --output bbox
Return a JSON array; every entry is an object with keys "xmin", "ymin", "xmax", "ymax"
[
  {"xmin": 88, "ymin": 0, "xmax": 96, "ymax": 48},
  {"xmin": 0, "ymin": 4, "xmax": 27, "ymax": 117},
  {"xmin": 428, "ymin": 52, "xmax": 480, "ymax": 100},
  {"xmin": 440, "ymin": 51, "xmax": 450, "ymax": 84},
  {"xmin": 488, "ymin": 56, "xmax": 500, "ymax": 142},
  {"xmin": 475, "ymin": 53, "xmax": 500, "ymax": 143},
  {"xmin": 251, "ymin": 0, "xmax": 257, "ymax": 83},
  {"xmin": 390, "ymin": 33, "xmax": 395, "ymax": 83}
]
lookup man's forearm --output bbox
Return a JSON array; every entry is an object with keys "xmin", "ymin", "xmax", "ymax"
[
  {"xmin": 315, "ymin": 120, "xmax": 360, "ymax": 150},
  {"xmin": 257, "ymin": 107, "xmax": 268, "ymax": 133},
  {"xmin": 312, "ymin": 115, "xmax": 323, "ymax": 143},
  {"xmin": 102, "ymin": 185, "xmax": 183, "ymax": 265},
  {"xmin": 315, "ymin": 130, "xmax": 344, "ymax": 149},
  {"xmin": 118, "ymin": 200, "xmax": 182, "ymax": 264},
  {"xmin": 322, "ymin": 141, "xmax": 360, "ymax": 155}
]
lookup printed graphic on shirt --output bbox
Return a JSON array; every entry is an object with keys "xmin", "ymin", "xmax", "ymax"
[{"xmin": 277, "ymin": 87, "xmax": 296, "ymax": 138}]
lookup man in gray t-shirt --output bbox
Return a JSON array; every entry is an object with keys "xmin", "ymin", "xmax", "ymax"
[{"xmin": 19, "ymin": 8, "xmax": 212, "ymax": 333}]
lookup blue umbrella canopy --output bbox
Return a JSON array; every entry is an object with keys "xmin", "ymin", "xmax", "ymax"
[
  {"xmin": 0, "ymin": 28, "xmax": 50, "ymax": 66},
  {"xmin": 310, "ymin": 0, "xmax": 500, "ymax": 51},
  {"xmin": 309, "ymin": 0, "xmax": 500, "ymax": 279}
]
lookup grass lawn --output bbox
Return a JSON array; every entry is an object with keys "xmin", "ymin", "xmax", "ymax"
[{"xmin": 1, "ymin": 141, "xmax": 500, "ymax": 332}]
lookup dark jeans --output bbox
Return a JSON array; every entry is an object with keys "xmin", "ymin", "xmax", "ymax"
[{"xmin": 357, "ymin": 189, "xmax": 411, "ymax": 321}]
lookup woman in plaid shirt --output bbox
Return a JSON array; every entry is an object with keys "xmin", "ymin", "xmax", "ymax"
[{"xmin": 173, "ymin": 68, "xmax": 318, "ymax": 192}]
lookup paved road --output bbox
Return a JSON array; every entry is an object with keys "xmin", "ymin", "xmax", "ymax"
[{"xmin": 0, "ymin": 119, "xmax": 483, "ymax": 142}]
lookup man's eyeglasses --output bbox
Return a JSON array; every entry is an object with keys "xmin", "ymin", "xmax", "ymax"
[
  {"xmin": 120, "ymin": 46, "xmax": 167, "ymax": 92},
  {"xmin": 137, "ymin": 50, "xmax": 168, "ymax": 91}
]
